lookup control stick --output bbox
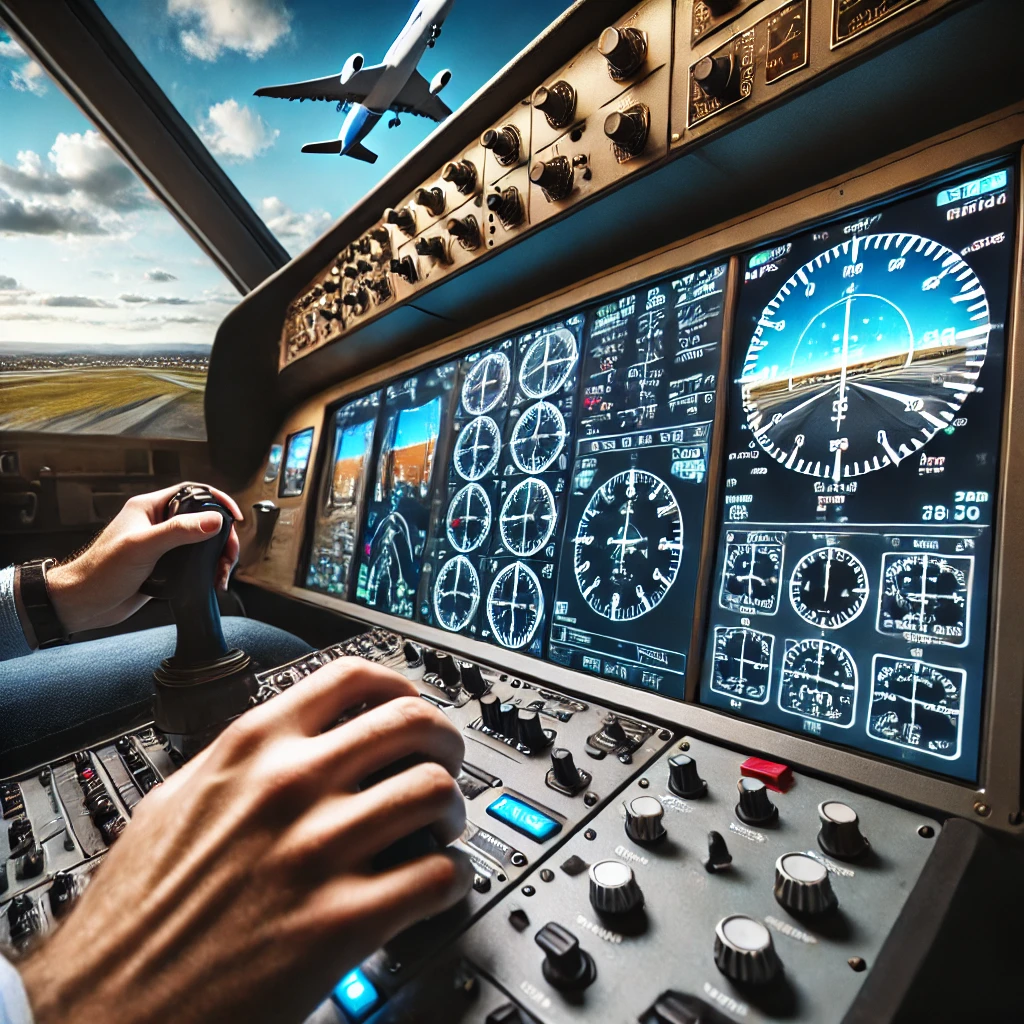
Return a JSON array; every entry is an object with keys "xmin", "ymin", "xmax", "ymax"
[{"xmin": 142, "ymin": 485, "xmax": 255, "ymax": 759}]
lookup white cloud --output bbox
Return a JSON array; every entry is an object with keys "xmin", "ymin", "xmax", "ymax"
[
  {"xmin": 119, "ymin": 294, "xmax": 197, "ymax": 306},
  {"xmin": 168, "ymin": 0, "xmax": 292, "ymax": 61},
  {"xmin": 259, "ymin": 196, "xmax": 331, "ymax": 251},
  {"xmin": 10, "ymin": 59, "xmax": 46, "ymax": 95},
  {"xmin": 0, "ymin": 275, "xmax": 17, "ymax": 289},
  {"xmin": 197, "ymin": 99, "xmax": 278, "ymax": 161},
  {"xmin": 49, "ymin": 131, "xmax": 147, "ymax": 212},
  {"xmin": 0, "ymin": 37, "xmax": 23, "ymax": 60},
  {"xmin": 144, "ymin": 268, "xmax": 177, "ymax": 282}
]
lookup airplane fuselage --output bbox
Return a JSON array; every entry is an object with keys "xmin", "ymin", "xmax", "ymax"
[{"xmin": 340, "ymin": 0, "xmax": 454, "ymax": 155}]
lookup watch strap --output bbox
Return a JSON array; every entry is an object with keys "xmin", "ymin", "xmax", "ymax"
[{"xmin": 19, "ymin": 559, "xmax": 67, "ymax": 648}]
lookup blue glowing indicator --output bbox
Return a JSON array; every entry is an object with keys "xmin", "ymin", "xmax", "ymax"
[
  {"xmin": 332, "ymin": 968, "xmax": 380, "ymax": 1021},
  {"xmin": 936, "ymin": 170, "xmax": 1007, "ymax": 207},
  {"xmin": 487, "ymin": 794, "xmax": 561, "ymax": 841}
]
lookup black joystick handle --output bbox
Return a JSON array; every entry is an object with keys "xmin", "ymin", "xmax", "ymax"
[{"xmin": 141, "ymin": 485, "xmax": 232, "ymax": 667}]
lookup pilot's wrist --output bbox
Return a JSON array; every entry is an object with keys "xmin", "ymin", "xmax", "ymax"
[{"xmin": 43, "ymin": 561, "xmax": 89, "ymax": 635}]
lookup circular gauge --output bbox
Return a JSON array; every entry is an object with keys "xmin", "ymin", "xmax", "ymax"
[
  {"xmin": 880, "ymin": 553, "xmax": 969, "ymax": 642},
  {"xmin": 741, "ymin": 233, "xmax": 991, "ymax": 481},
  {"xmin": 573, "ymin": 468, "xmax": 683, "ymax": 621},
  {"xmin": 720, "ymin": 539, "xmax": 784, "ymax": 615},
  {"xmin": 868, "ymin": 655, "xmax": 964, "ymax": 757},
  {"xmin": 432, "ymin": 555, "xmax": 481, "ymax": 632},
  {"xmin": 462, "ymin": 351, "xmax": 511, "ymax": 415},
  {"xmin": 486, "ymin": 561, "xmax": 544, "ymax": 649},
  {"xmin": 779, "ymin": 638, "xmax": 858, "ymax": 727},
  {"xmin": 711, "ymin": 627, "xmax": 773, "ymax": 704},
  {"xmin": 789, "ymin": 547, "xmax": 869, "ymax": 629},
  {"xmin": 366, "ymin": 513, "xmax": 415, "ymax": 616},
  {"xmin": 453, "ymin": 416, "xmax": 501, "ymax": 481},
  {"xmin": 446, "ymin": 483, "xmax": 492, "ymax": 553},
  {"xmin": 509, "ymin": 402, "xmax": 567, "ymax": 474},
  {"xmin": 499, "ymin": 478, "xmax": 557, "ymax": 557},
  {"xmin": 519, "ymin": 328, "xmax": 579, "ymax": 398}
]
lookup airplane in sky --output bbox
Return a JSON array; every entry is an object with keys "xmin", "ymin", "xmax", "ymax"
[{"xmin": 254, "ymin": 0, "xmax": 455, "ymax": 164}]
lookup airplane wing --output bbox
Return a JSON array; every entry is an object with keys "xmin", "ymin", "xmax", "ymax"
[
  {"xmin": 255, "ymin": 64, "xmax": 387, "ymax": 103},
  {"xmin": 390, "ymin": 70, "xmax": 452, "ymax": 122}
]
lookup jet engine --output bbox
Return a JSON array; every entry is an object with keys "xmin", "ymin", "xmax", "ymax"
[
  {"xmin": 341, "ymin": 53, "xmax": 365, "ymax": 84},
  {"xmin": 429, "ymin": 69, "xmax": 452, "ymax": 96}
]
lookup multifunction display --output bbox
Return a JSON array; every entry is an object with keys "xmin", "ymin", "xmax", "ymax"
[
  {"xmin": 306, "ymin": 392, "xmax": 381, "ymax": 596},
  {"xmin": 549, "ymin": 263, "xmax": 728, "ymax": 698},
  {"xmin": 280, "ymin": 427, "xmax": 314, "ymax": 498},
  {"xmin": 699, "ymin": 162, "xmax": 1016, "ymax": 781}
]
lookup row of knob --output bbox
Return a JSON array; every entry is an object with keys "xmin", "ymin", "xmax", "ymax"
[
  {"xmin": 73, "ymin": 752, "xmax": 127, "ymax": 844},
  {"xmin": 5, "ymin": 871, "xmax": 78, "ymax": 951}
]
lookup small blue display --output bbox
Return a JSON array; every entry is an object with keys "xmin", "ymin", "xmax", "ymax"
[
  {"xmin": 332, "ymin": 968, "xmax": 380, "ymax": 1021},
  {"xmin": 487, "ymin": 794, "xmax": 561, "ymax": 841}
]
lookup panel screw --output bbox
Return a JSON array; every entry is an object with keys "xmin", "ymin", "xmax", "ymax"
[
  {"xmin": 584, "ymin": 791, "xmax": 599, "ymax": 806},
  {"xmin": 848, "ymin": 957, "xmax": 867, "ymax": 972},
  {"xmin": 1009, "ymin": 810, "xmax": 1024, "ymax": 826},
  {"xmin": 540, "ymin": 868, "xmax": 555, "ymax": 882},
  {"xmin": 659, "ymin": 730, "xmax": 672, "ymax": 741},
  {"xmin": 521, "ymin": 885, "xmax": 535, "ymax": 897},
  {"xmin": 678, "ymin": 740, "xmax": 690, "ymax": 751},
  {"xmin": 973, "ymin": 802, "xmax": 991, "ymax": 818},
  {"xmin": 638, "ymin": 778, "xmax": 650, "ymax": 789},
  {"xmin": 917, "ymin": 825, "xmax": 935, "ymax": 839},
  {"xmin": 584, "ymin": 829, "xmax": 597, "ymax": 841},
  {"xmin": 511, "ymin": 852, "xmax": 528, "ymax": 867}
]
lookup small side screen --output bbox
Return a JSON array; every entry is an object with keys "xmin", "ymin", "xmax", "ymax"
[{"xmin": 279, "ymin": 427, "xmax": 314, "ymax": 498}]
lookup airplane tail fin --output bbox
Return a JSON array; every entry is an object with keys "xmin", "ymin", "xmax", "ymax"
[
  {"xmin": 344, "ymin": 141, "xmax": 378, "ymax": 164},
  {"xmin": 300, "ymin": 139, "xmax": 378, "ymax": 163}
]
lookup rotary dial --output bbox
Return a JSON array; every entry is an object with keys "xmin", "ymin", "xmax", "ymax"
[
  {"xmin": 446, "ymin": 483, "xmax": 492, "ymax": 553},
  {"xmin": 453, "ymin": 416, "xmax": 501, "ymax": 481},
  {"xmin": 573, "ymin": 468, "xmax": 683, "ymax": 621},
  {"xmin": 741, "ymin": 233, "xmax": 991, "ymax": 481},
  {"xmin": 879, "ymin": 553, "xmax": 970, "ymax": 644},
  {"xmin": 711, "ymin": 627, "xmax": 774, "ymax": 704},
  {"xmin": 519, "ymin": 328, "xmax": 579, "ymax": 398},
  {"xmin": 486, "ymin": 561, "xmax": 544, "ymax": 649},
  {"xmin": 462, "ymin": 351, "xmax": 511, "ymax": 415},
  {"xmin": 779, "ymin": 638, "xmax": 858, "ymax": 727},
  {"xmin": 720, "ymin": 538, "xmax": 784, "ymax": 615},
  {"xmin": 499, "ymin": 478, "xmax": 557, "ymax": 557},
  {"xmin": 433, "ymin": 555, "xmax": 481, "ymax": 633},
  {"xmin": 509, "ymin": 402, "xmax": 567, "ymax": 474},
  {"xmin": 789, "ymin": 547, "xmax": 869, "ymax": 628}
]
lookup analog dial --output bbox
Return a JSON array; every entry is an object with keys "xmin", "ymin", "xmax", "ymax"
[
  {"xmin": 779, "ymin": 638, "xmax": 858, "ymax": 727},
  {"xmin": 499, "ymin": 478, "xmax": 557, "ymax": 557},
  {"xmin": 868, "ymin": 655, "xmax": 964, "ymax": 758},
  {"xmin": 433, "ymin": 555, "xmax": 481, "ymax": 633},
  {"xmin": 711, "ymin": 627, "xmax": 774, "ymax": 704},
  {"xmin": 789, "ymin": 547, "xmax": 869, "ymax": 628},
  {"xmin": 453, "ymin": 416, "xmax": 501, "ymax": 481},
  {"xmin": 486, "ymin": 561, "xmax": 544, "ymax": 649},
  {"xmin": 741, "ymin": 233, "xmax": 991, "ymax": 482},
  {"xmin": 720, "ymin": 539, "xmax": 784, "ymax": 615},
  {"xmin": 519, "ymin": 328, "xmax": 579, "ymax": 398},
  {"xmin": 446, "ymin": 483, "xmax": 492, "ymax": 553},
  {"xmin": 509, "ymin": 401, "xmax": 567, "ymax": 474},
  {"xmin": 573, "ymin": 468, "xmax": 683, "ymax": 621},
  {"xmin": 878, "ymin": 553, "xmax": 970, "ymax": 644},
  {"xmin": 462, "ymin": 351, "xmax": 511, "ymax": 415}
]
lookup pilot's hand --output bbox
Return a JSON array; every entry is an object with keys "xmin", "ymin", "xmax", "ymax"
[
  {"xmin": 20, "ymin": 658, "xmax": 471, "ymax": 1024},
  {"xmin": 44, "ymin": 481, "xmax": 243, "ymax": 634}
]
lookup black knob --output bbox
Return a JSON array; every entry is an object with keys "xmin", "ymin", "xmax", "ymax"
[
  {"xmin": 705, "ymin": 0, "xmax": 740, "ymax": 15},
  {"xmin": 7, "ymin": 895, "xmax": 39, "ymax": 947},
  {"xmin": 341, "ymin": 291, "xmax": 358, "ymax": 308},
  {"xmin": 100, "ymin": 816, "xmax": 127, "ymax": 845},
  {"xmin": 356, "ymin": 237, "xmax": 372, "ymax": 255},
  {"xmin": 668, "ymin": 754, "xmax": 707, "ymax": 799},
  {"xmin": 604, "ymin": 104, "xmax": 649, "ymax": 156},
  {"xmin": 403, "ymin": 640, "xmax": 422, "ymax": 667},
  {"xmin": 598, "ymin": 26, "xmax": 647, "ymax": 79},
  {"xmin": 447, "ymin": 215, "xmax": 480, "ymax": 250},
  {"xmin": 640, "ymin": 990, "xmax": 734, "ymax": 1024},
  {"xmin": 602, "ymin": 716, "xmax": 629, "ymax": 746},
  {"xmin": 343, "ymin": 265, "xmax": 359, "ymax": 279},
  {"xmin": 550, "ymin": 748, "xmax": 583, "ymax": 790},
  {"xmin": 460, "ymin": 661, "xmax": 487, "ymax": 697},
  {"xmin": 415, "ymin": 235, "xmax": 448, "ymax": 262},
  {"xmin": 535, "ymin": 922, "xmax": 596, "ymax": 991},
  {"xmin": 322, "ymin": 277, "xmax": 339, "ymax": 293},
  {"xmin": 422, "ymin": 648, "xmax": 441, "ymax": 676},
  {"xmin": 415, "ymin": 186, "xmax": 446, "ymax": 216},
  {"xmin": 90, "ymin": 794, "xmax": 119, "ymax": 827},
  {"xmin": 116, "ymin": 736, "xmax": 132, "ymax": 755},
  {"xmin": 437, "ymin": 653, "xmax": 462, "ymax": 690},
  {"xmin": 693, "ymin": 55, "xmax": 733, "ymax": 98},
  {"xmin": 389, "ymin": 256, "xmax": 418, "ymax": 283},
  {"xmin": 817, "ymin": 801, "xmax": 869, "ymax": 860},
  {"xmin": 624, "ymin": 795, "xmax": 667, "ymax": 845},
  {"xmin": 480, "ymin": 692, "xmax": 502, "ymax": 732},
  {"xmin": 517, "ymin": 709, "xmax": 547, "ymax": 750},
  {"xmin": 499, "ymin": 702, "xmax": 518, "ymax": 738},
  {"xmin": 371, "ymin": 276, "xmax": 392, "ymax": 302},
  {"xmin": 533, "ymin": 80, "xmax": 577, "ymax": 129},
  {"xmin": 15, "ymin": 843, "xmax": 44, "ymax": 880},
  {"xmin": 385, "ymin": 206, "xmax": 416, "ymax": 235},
  {"xmin": 480, "ymin": 125, "xmax": 521, "ymax": 165},
  {"xmin": 8, "ymin": 816, "xmax": 32, "ymax": 851},
  {"xmin": 486, "ymin": 186, "xmax": 525, "ymax": 226},
  {"xmin": 705, "ymin": 830, "xmax": 733, "ymax": 873},
  {"xmin": 49, "ymin": 871, "xmax": 78, "ymax": 920},
  {"xmin": 735, "ymin": 778, "xmax": 778, "ymax": 826},
  {"xmin": 356, "ymin": 258, "xmax": 373, "ymax": 274},
  {"xmin": 442, "ymin": 159, "xmax": 477, "ymax": 194}
]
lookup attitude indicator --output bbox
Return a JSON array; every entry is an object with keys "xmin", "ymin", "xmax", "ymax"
[
  {"xmin": 779, "ymin": 638, "xmax": 858, "ymax": 727},
  {"xmin": 446, "ymin": 483, "xmax": 492, "ymax": 553},
  {"xmin": 499, "ymin": 478, "xmax": 557, "ymax": 557},
  {"xmin": 710, "ymin": 627, "xmax": 774, "ymax": 705},
  {"xmin": 486, "ymin": 562, "xmax": 545, "ymax": 649},
  {"xmin": 433, "ymin": 555, "xmax": 481, "ymax": 633},
  {"xmin": 462, "ymin": 351, "xmax": 512, "ymax": 415},
  {"xmin": 720, "ymin": 535, "xmax": 784, "ymax": 615},
  {"xmin": 878, "ymin": 552, "xmax": 971, "ymax": 645},
  {"xmin": 453, "ymin": 416, "xmax": 502, "ymax": 481},
  {"xmin": 519, "ymin": 328, "xmax": 579, "ymax": 398}
]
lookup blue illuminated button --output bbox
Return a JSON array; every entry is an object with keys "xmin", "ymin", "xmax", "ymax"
[
  {"xmin": 332, "ymin": 968, "xmax": 380, "ymax": 1022},
  {"xmin": 487, "ymin": 794, "xmax": 562, "ymax": 841}
]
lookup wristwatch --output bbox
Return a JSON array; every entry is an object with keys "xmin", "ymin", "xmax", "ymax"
[{"xmin": 18, "ymin": 558, "xmax": 68, "ymax": 648}]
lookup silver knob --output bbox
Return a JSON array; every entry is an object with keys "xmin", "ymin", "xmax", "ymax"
[
  {"xmin": 774, "ymin": 853, "xmax": 838, "ymax": 916},
  {"xmin": 623, "ymin": 795, "xmax": 666, "ymax": 845},
  {"xmin": 588, "ymin": 860, "xmax": 644, "ymax": 915},
  {"xmin": 714, "ymin": 915, "xmax": 782, "ymax": 985},
  {"xmin": 817, "ymin": 801, "xmax": 869, "ymax": 860}
]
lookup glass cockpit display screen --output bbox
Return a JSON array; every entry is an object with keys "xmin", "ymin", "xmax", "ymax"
[
  {"xmin": 305, "ymin": 392, "xmax": 381, "ymax": 597},
  {"xmin": 280, "ymin": 427, "xmax": 315, "ymax": 498},
  {"xmin": 549, "ymin": 264, "xmax": 728, "ymax": 698},
  {"xmin": 354, "ymin": 364, "xmax": 457, "ymax": 619},
  {"xmin": 699, "ymin": 162, "xmax": 1016, "ymax": 781}
]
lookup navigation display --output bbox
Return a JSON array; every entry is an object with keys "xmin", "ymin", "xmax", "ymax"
[
  {"xmin": 549, "ymin": 264, "xmax": 727, "ymax": 698},
  {"xmin": 354, "ymin": 364, "xmax": 457, "ymax": 618},
  {"xmin": 699, "ymin": 162, "xmax": 1016, "ymax": 781},
  {"xmin": 280, "ymin": 427, "xmax": 314, "ymax": 498},
  {"xmin": 305, "ymin": 392, "xmax": 381, "ymax": 597}
]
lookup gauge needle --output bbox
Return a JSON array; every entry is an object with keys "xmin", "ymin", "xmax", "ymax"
[{"xmin": 823, "ymin": 549, "xmax": 832, "ymax": 604}]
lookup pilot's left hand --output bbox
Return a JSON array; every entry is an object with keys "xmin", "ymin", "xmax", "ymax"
[{"xmin": 42, "ymin": 481, "xmax": 242, "ymax": 635}]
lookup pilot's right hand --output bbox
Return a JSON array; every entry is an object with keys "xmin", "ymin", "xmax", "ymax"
[{"xmin": 20, "ymin": 658, "xmax": 471, "ymax": 1024}]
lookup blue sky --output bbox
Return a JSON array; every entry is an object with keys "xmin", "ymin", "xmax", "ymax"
[{"xmin": 0, "ymin": 0, "xmax": 570, "ymax": 351}]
